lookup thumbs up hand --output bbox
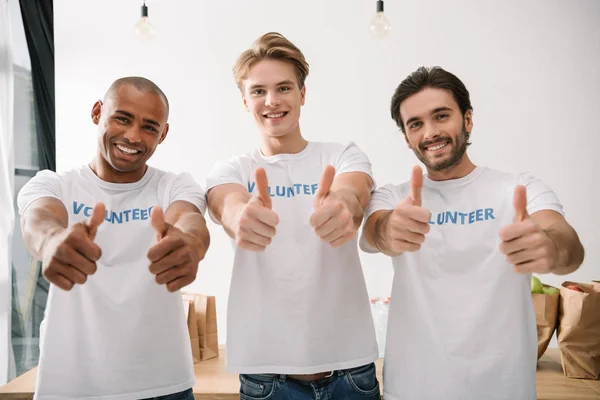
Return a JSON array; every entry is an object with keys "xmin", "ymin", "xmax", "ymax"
[
  {"xmin": 232, "ymin": 168, "xmax": 279, "ymax": 252},
  {"xmin": 309, "ymin": 165, "xmax": 356, "ymax": 248},
  {"xmin": 499, "ymin": 185, "xmax": 558, "ymax": 273},
  {"xmin": 383, "ymin": 166, "xmax": 431, "ymax": 254},
  {"xmin": 512, "ymin": 185, "xmax": 529, "ymax": 223},
  {"xmin": 147, "ymin": 206, "xmax": 205, "ymax": 292},
  {"xmin": 41, "ymin": 203, "xmax": 105, "ymax": 291}
]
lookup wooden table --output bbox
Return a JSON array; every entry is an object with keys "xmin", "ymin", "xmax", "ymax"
[{"xmin": 1, "ymin": 348, "xmax": 598, "ymax": 399}]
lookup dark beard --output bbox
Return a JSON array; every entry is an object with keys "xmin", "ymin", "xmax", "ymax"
[{"xmin": 414, "ymin": 126, "xmax": 470, "ymax": 172}]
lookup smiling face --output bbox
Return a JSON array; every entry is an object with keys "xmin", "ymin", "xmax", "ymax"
[
  {"xmin": 241, "ymin": 59, "xmax": 305, "ymax": 140},
  {"xmin": 400, "ymin": 87, "xmax": 473, "ymax": 173},
  {"xmin": 91, "ymin": 84, "xmax": 169, "ymax": 183}
]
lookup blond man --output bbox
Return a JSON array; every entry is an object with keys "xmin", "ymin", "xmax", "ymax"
[{"xmin": 206, "ymin": 33, "xmax": 381, "ymax": 399}]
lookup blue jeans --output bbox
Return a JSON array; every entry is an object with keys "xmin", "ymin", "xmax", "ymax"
[
  {"xmin": 239, "ymin": 362, "xmax": 381, "ymax": 400},
  {"xmin": 141, "ymin": 387, "xmax": 194, "ymax": 400}
]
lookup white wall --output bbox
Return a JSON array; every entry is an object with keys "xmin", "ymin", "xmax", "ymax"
[{"xmin": 54, "ymin": 0, "xmax": 600, "ymax": 344}]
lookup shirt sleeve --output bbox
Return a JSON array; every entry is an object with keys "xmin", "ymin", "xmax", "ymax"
[
  {"xmin": 17, "ymin": 170, "xmax": 64, "ymax": 216},
  {"xmin": 332, "ymin": 142, "xmax": 376, "ymax": 186},
  {"xmin": 205, "ymin": 158, "xmax": 249, "ymax": 225},
  {"xmin": 167, "ymin": 172, "xmax": 207, "ymax": 214},
  {"xmin": 516, "ymin": 173, "xmax": 564, "ymax": 216},
  {"xmin": 206, "ymin": 159, "xmax": 246, "ymax": 192},
  {"xmin": 364, "ymin": 184, "xmax": 401, "ymax": 220}
]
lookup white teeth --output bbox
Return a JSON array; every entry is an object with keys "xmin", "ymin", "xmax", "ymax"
[
  {"xmin": 266, "ymin": 112, "xmax": 285, "ymax": 118},
  {"xmin": 116, "ymin": 144, "xmax": 138, "ymax": 154},
  {"xmin": 427, "ymin": 142, "xmax": 447, "ymax": 151}
]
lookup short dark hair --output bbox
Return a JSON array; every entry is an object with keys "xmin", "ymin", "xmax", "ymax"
[
  {"xmin": 105, "ymin": 76, "xmax": 170, "ymax": 118},
  {"xmin": 390, "ymin": 66, "xmax": 473, "ymax": 133}
]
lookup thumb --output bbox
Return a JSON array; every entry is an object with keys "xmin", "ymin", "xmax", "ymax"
[
  {"xmin": 314, "ymin": 165, "xmax": 335, "ymax": 208},
  {"xmin": 513, "ymin": 185, "xmax": 529, "ymax": 223},
  {"xmin": 409, "ymin": 165, "xmax": 423, "ymax": 206},
  {"xmin": 254, "ymin": 168, "xmax": 272, "ymax": 209},
  {"xmin": 151, "ymin": 206, "xmax": 168, "ymax": 237},
  {"xmin": 85, "ymin": 203, "xmax": 105, "ymax": 240}
]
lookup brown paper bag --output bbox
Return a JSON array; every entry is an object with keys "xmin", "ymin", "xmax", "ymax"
[
  {"xmin": 182, "ymin": 298, "xmax": 201, "ymax": 363},
  {"xmin": 532, "ymin": 284, "xmax": 560, "ymax": 360},
  {"xmin": 557, "ymin": 281, "xmax": 600, "ymax": 379},
  {"xmin": 182, "ymin": 292, "xmax": 219, "ymax": 361}
]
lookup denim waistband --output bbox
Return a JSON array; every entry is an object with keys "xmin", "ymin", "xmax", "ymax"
[{"xmin": 243, "ymin": 362, "xmax": 375, "ymax": 383}]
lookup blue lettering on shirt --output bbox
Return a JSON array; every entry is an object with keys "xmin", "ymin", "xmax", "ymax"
[
  {"xmin": 428, "ymin": 208, "xmax": 496, "ymax": 225},
  {"xmin": 247, "ymin": 181, "xmax": 321, "ymax": 198},
  {"xmin": 73, "ymin": 201, "xmax": 154, "ymax": 224}
]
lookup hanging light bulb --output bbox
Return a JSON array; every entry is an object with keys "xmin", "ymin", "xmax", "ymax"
[
  {"xmin": 135, "ymin": 1, "xmax": 155, "ymax": 41},
  {"xmin": 370, "ymin": 0, "xmax": 391, "ymax": 37}
]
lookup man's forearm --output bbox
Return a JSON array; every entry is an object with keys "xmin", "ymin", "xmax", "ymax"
[
  {"xmin": 22, "ymin": 207, "xmax": 67, "ymax": 260},
  {"xmin": 173, "ymin": 212, "xmax": 211, "ymax": 255},
  {"xmin": 545, "ymin": 221, "xmax": 585, "ymax": 275},
  {"xmin": 219, "ymin": 192, "xmax": 251, "ymax": 239},
  {"xmin": 371, "ymin": 210, "xmax": 403, "ymax": 257},
  {"xmin": 334, "ymin": 188, "xmax": 366, "ymax": 228}
]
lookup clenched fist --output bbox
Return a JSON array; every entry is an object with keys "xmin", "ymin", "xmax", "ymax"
[
  {"xmin": 383, "ymin": 166, "xmax": 431, "ymax": 253},
  {"xmin": 42, "ymin": 203, "xmax": 105, "ymax": 291},
  {"xmin": 147, "ymin": 206, "xmax": 206, "ymax": 292},
  {"xmin": 233, "ymin": 168, "xmax": 279, "ymax": 251},
  {"xmin": 310, "ymin": 165, "xmax": 356, "ymax": 248},
  {"xmin": 499, "ymin": 185, "xmax": 558, "ymax": 273}
]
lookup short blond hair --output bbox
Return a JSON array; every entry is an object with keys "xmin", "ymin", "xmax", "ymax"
[{"xmin": 233, "ymin": 32, "xmax": 310, "ymax": 91}]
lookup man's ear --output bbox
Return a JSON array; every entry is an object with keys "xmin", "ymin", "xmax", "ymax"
[
  {"xmin": 158, "ymin": 123, "xmax": 169, "ymax": 144},
  {"xmin": 300, "ymin": 85, "xmax": 306, "ymax": 106},
  {"xmin": 91, "ymin": 100, "xmax": 103, "ymax": 125},
  {"xmin": 464, "ymin": 109, "xmax": 473, "ymax": 133}
]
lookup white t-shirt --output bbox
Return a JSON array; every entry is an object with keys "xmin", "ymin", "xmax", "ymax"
[
  {"xmin": 18, "ymin": 165, "xmax": 206, "ymax": 400},
  {"xmin": 206, "ymin": 141, "xmax": 379, "ymax": 374},
  {"xmin": 362, "ymin": 167, "xmax": 563, "ymax": 400}
]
